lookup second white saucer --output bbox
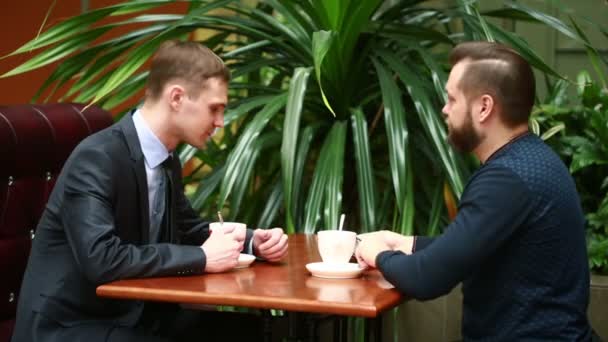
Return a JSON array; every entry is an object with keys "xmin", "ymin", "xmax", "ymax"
[{"xmin": 306, "ymin": 262, "xmax": 364, "ymax": 279}]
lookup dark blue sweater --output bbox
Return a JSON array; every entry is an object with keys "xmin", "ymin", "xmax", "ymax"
[{"xmin": 377, "ymin": 133, "xmax": 591, "ymax": 341}]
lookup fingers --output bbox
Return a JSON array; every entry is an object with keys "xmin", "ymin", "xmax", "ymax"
[
  {"xmin": 255, "ymin": 229, "xmax": 288, "ymax": 262},
  {"xmin": 258, "ymin": 228, "xmax": 283, "ymax": 250},
  {"xmin": 263, "ymin": 242, "xmax": 288, "ymax": 262},
  {"xmin": 354, "ymin": 248, "xmax": 368, "ymax": 269},
  {"xmin": 258, "ymin": 233, "xmax": 288, "ymax": 259}
]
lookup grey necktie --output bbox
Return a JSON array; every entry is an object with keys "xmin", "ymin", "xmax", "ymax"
[{"xmin": 150, "ymin": 156, "xmax": 172, "ymax": 243}]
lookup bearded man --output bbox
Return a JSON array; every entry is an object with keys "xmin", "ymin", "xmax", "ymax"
[{"xmin": 355, "ymin": 41, "xmax": 593, "ymax": 341}]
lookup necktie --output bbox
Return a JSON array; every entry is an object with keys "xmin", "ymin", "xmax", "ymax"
[
  {"xmin": 150, "ymin": 156, "xmax": 173, "ymax": 243},
  {"xmin": 160, "ymin": 156, "xmax": 173, "ymax": 240}
]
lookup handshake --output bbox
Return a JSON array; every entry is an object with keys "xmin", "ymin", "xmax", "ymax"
[{"xmin": 201, "ymin": 222, "xmax": 288, "ymax": 273}]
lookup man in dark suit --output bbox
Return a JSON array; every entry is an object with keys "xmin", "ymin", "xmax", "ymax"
[{"xmin": 11, "ymin": 40, "xmax": 288, "ymax": 342}]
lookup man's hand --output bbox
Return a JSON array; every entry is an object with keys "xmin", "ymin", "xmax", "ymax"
[
  {"xmin": 355, "ymin": 234, "xmax": 391, "ymax": 269},
  {"xmin": 355, "ymin": 230, "xmax": 414, "ymax": 269},
  {"xmin": 216, "ymin": 222, "xmax": 246, "ymax": 246},
  {"xmin": 378, "ymin": 230, "xmax": 414, "ymax": 255},
  {"xmin": 252, "ymin": 228, "xmax": 288, "ymax": 262},
  {"xmin": 201, "ymin": 228, "xmax": 243, "ymax": 273}
]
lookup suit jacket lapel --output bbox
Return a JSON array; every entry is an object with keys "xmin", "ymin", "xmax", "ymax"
[{"xmin": 117, "ymin": 112, "xmax": 150, "ymax": 244}]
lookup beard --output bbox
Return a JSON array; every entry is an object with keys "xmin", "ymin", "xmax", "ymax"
[{"xmin": 447, "ymin": 107, "xmax": 482, "ymax": 153}]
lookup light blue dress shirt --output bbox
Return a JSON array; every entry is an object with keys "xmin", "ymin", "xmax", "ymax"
[{"xmin": 132, "ymin": 110, "xmax": 169, "ymax": 243}]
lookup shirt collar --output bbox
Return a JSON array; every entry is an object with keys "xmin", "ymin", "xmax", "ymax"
[{"xmin": 132, "ymin": 109, "xmax": 169, "ymax": 169}]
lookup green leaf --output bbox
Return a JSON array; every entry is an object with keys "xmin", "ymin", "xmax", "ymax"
[
  {"xmin": 257, "ymin": 180, "xmax": 284, "ymax": 228},
  {"xmin": 302, "ymin": 121, "xmax": 346, "ymax": 233},
  {"xmin": 101, "ymin": 72, "xmax": 148, "ymax": 110},
  {"xmin": 224, "ymin": 95, "xmax": 277, "ymax": 126},
  {"xmin": 281, "ymin": 67, "xmax": 312, "ymax": 233},
  {"xmin": 372, "ymin": 57, "xmax": 412, "ymax": 233},
  {"xmin": 190, "ymin": 164, "xmax": 225, "ymax": 211},
  {"xmin": 1, "ymin": 27, "xmax": 111, "ymax": 78},
  {"xmin": 460, "ymin": 0, "xmax": 494, "ymax": 41},
  {"xmin": 426, "ymin": 181, "xmax": 445, "ymax": 236},
  {"xmin": 379, "ymin": 49, "xmax": 465, "ymax": 198},
  {"xmin": 540, "ymin": 123, "xmax": 565, "ymax": 141},
  {"xmin": 312, "ymin": 30, "xmax": 337, "ymax": 116},
  {"xmin": 292, "ymin": 125, "xmax": 319, "ymax": 230},
  {"xmin": 218, "ymin": 94, "xmax": 287, "ymax": 209},
  {"xmin": 351, "ymin": 108, "xmax": 377, "ymax": 232},
  {"xmin": 230, "ymin": 132, "xmax": 281, "ymax": 219},
  {"xmin": 323, "ymin": 121, "xmax": 347, "ymax": 232},
  {"xmin": 504, "ymin": 1, "xmax": 590, "ymax": 47}
]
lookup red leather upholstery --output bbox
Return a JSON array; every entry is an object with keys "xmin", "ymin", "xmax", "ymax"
[{"xmin": 0, "ymin": 103, "xmax": 113, "ymax": 341}]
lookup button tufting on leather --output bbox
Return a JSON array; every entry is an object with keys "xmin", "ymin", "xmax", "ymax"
[
  {"xmin": 8, "ymin": 292, "xmax": 15, "ymax": 303},
  {"xmin": 46, "ymin": 171, "xmax": 52, "ymax": 181},
  {"xmin": 30, "ymin": 229, "xmax": 35, "ymax": 240},
  {"xmin": 8, "ymin": 176, "xmax": 13, "ymax": 186}
]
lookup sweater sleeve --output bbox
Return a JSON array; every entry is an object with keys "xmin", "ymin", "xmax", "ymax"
[
  {"xmin": 413, "ymin": 236, "xmax": 435, "ymax": 252},
  {"xmin": 376, "ymin": 165, "xmax": 534, "ymax": 300}
]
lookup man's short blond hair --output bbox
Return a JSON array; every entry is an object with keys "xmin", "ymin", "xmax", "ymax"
[{"xmin": 146, "ymin": 40, "xmax": 231, "ymax": 100}]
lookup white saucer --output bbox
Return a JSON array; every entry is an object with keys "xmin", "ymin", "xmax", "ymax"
[
  {"xmin": 305, "ymin": 262, "xmax": 364, "ymax": 279},
  {"xmin": 235, "ymin": 253, "xmax": 255, "ymax": 269}
]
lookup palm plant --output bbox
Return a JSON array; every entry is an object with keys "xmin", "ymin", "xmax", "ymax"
[{"xmin": 3, "ymin": 0, "xmax": 603, "ymax": 237}]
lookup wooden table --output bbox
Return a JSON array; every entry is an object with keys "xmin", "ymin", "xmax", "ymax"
[{"xmin": 97, "ymin": 234, "xmax": 404, "ymax": 340}]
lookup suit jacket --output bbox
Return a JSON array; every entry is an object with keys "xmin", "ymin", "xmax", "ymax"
[{"xmin": 11, "ymin": 114, "xmax": 253, "ymax": 342}]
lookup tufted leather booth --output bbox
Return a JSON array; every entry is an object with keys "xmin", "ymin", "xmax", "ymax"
[{"xmin": 0, "ymin": 103, "xmax": 113, "ymax": 342}]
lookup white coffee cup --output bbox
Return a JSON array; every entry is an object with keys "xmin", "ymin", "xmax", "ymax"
[
  {"xmin": 209, "ymin": 221, "xmax": 246, "ymax": 234},
  {"xmin": 317, "ymin": 230, "xmax": 357, "ymax": 264}
]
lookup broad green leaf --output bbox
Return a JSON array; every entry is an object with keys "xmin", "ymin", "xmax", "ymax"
[
  {"xmin": 1, "ymin": 27, "xmax": 111, "ymax": 78},
  {"xmin": 351, "ymin": 108, "xmax": 377, "ymax": 232},
  {"xmin": 281, "ymin": 67, "xmax": 312, "ymax": 233},
  {"xmin": 32, "ymin": 45, "xmax": 107, "ymax": 102},
  {"xmin": 504, "ymin": 1, "xmax": 589, "ymax": 47},
  {"xmin": 540, "ymin": 123, "xmax": 565, "ymax": 141},
  {"xmin": 292, "ymin": 125, "xmax": 319, "ymax": 231},
  {"xmin": 569, "ymin": 17, "xmax": 607, "ymax": 89},
  {"xmin": 322, "ymin": 122, "xmax": 347, "ymax": 232},
  {"xmin": 249, "ymin": 8, "xmax": 311, "ymax": 59},
  {"xmin": 101, "ymin": 72, "xmax": 148, "ymax": 110},
  {"xmin": 4, "ymin": 9, "xmax": 114, "ymax": 56},
  {"xmin": 178, "ymin": 144, "xmax": 198, "ymax": 166},
  {"xmin": 224, "ymin": 95, "xmax": 277, "ymax": 126},
  {"xmin": 302, "ymin": 122, "xmax": 345, "ymax": 233},
  {"xmin": 372, "ymin": 57, "xmax": 412, "ymax": 232},
  {"xmin": 223, "ymin": 40, "xmax": 271, "ymax": 58},
  {"xmin": 312, "ymin": 30, "xmax": 337, "ymax": 116},
  {"xmin": 530, "ymin": 117, "xmax": 541, "ymax": 136},
  {"xmin": 265, "ymin": 0, "xmax": 314, "ymax": 39},
  {"xmin": 218, "ymin": 94, "xmax": 287, "ymax": 209},
  {"xmin": 190, "ymin": 164, "xmax": 225, "ymax": 211},
  {"xmin": 230, "ymin": 132, "xmax": 281, "ymax": 219},
  {"xmin": 89, "ymin": 32, "xmax": 174, "ymax": 105},
  {"xmin": 426, "ymin": 181, "xmax": 445, "ymax": 236},
  {"xmin": 257, "ymin": 180, "xmax": 284, "ymax": 228},
  {"xmin": 379, "ymin": 49, "xmax": 465, "ymax": 197}
]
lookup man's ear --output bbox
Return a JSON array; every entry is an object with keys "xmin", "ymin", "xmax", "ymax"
[
  {"xmin": 478, "ymin": 94, "xmax": 495, "ymax": 123},
  {"xmin": 167, "ymin": 84, "xmax": 186, "ymax": 111}
]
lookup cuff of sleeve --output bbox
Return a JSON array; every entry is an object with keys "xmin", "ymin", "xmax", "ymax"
[
  {"xmin": 414, "ymin": 236, "xmax": 434, "ymax": 252},
  {"xmin": 376, "ymin": 250, "xmax": 405, "ymax": 271}
]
